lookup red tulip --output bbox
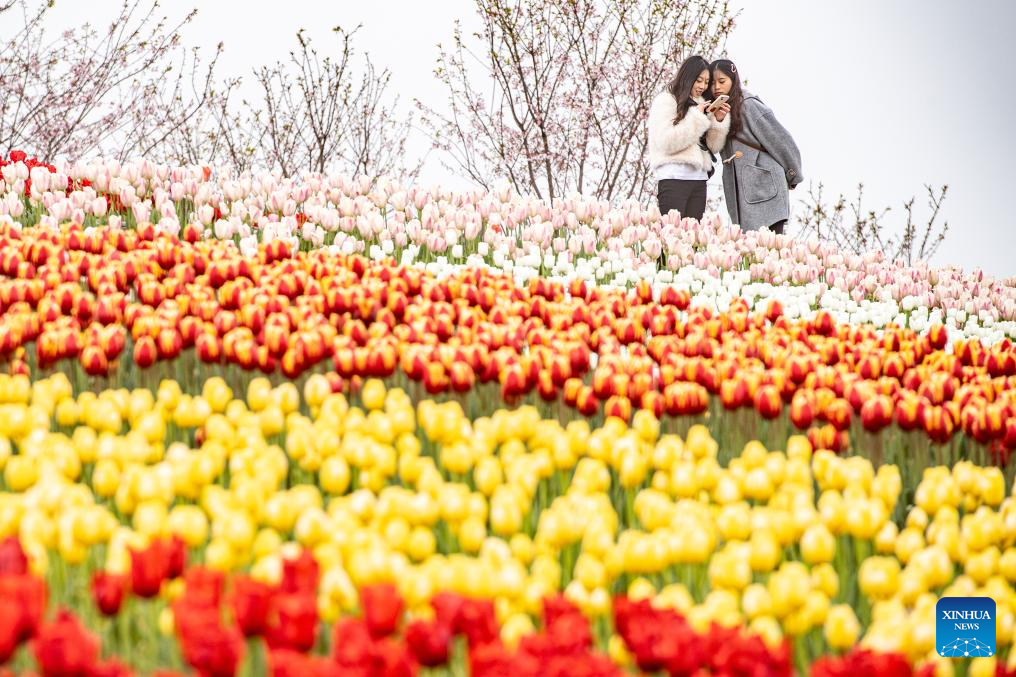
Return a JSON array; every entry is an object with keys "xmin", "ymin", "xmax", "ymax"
[
  {"xmin": 371, "ymin": 637, "xmax": 417, "ymax": 677},
  {"xmin": 882, "ymin": 353, "xmax": 906, "ymax": 380},
  {"xmin": 333, "ymin": 617, "xmax": 376, "ymax": 667},
  {"xmin": 922, "ymin": 405, "xmax": 955, "ymax": 444},
  {"xmin": 32, "ymin": 609, "xmax": 101, "ymax": 677},
  {"xmin": 449, "ymin": 362, "xmax": 476, "ymax": 394},
  {"xmin": 429, "ymin": 592, "xmax": 466, "ymax": 629},
  {"xmin": 659, "ymin": 287, "xmax": 690, "ymax": 310},
  {"xmin": 196, "ymin": 331, "xmax": 222, "ymax": 363},
  {"xmin": 720, "ymin": 378, "xmax": 748, "ymax": 410},
  {"xmin": 0, "ymin": 537, "xmax": 28, "ymax": 575},
  {"xmin": 575, "ymin": 386, "xmax": 599, "ymax": 417},
  {"xmin": 361, "ymin": 583, "xmax": 405, "ymax": 639},
  {"xmin": 860, "ymin": 396, "xmax": 894, "ymax": 433},
  {"xmin": 894, "ymin": 396, "xmax": 922, "ymax": 431},
  {"xmin": 162, "ymin": 536, "xmax": 187, "ymax": 580},
  {"xmin": 926, "ymin": 324, "xmax": 948, "ymax": 350},
  {"xmin": 269, "ymin": 649, "xmax": 343, "ymax": 677},
  {"xmin": 824, "ymin": 398, "xmax": 852, "ymax": 431},
  {"xmin": 92, "ymin": 572, "xmax": 128, "ymax": 616},
  {"xmin": 809, "ymin": 424, "xmax": 841, "ymax": 454},
  {"xmin": 499, "ymin": 362, "xmax": 528, "ymax": 399},
  {"xmin": 604, "ymin": 395, "xmax": 632, "ymax": 422},
  {"xmin": 456, "ymin": 598, "xmax": 499, "ymax": 648},
  {"xmin": 1004, "ymin": 418, "xmax": 1016, "ymax": 450},
  {"xmin": 280, "ymin": 550, "xmax": 319, "ymax": 597},
  {"xmin": 133, "ymin": 335, "xmax": 158, "ymax": 368},
  {"xmin": 156, "ymin": 327, "xmax": 183, "ymax": 359},
  {"xmin": 765, "ymin": 299, "xmax": 784, "ymax": 323},
  {"xmin": 267, "ymin": 593, "xmax": 318, "ymax": 652},
  {"xmin": 177, "ymin": 610, "xmax": 245, "ymax": 677},
  {"xmin": 811, "ymin": 648, "xmax": 913, "ymax": 677},
  {"xmin": 129, "ymin": 542, "xmax": 167, "ymax": 598},
  {"xmin": 231, "ymin": 575, "xmax": 274, "ymax": 637},
  {"xmin": 183, "ymin": 223, "xmax": 202, "ymax": 244},
  {"xmin": 753, "ymin": 385, "xmax": 782, "ymax": 420},
  {"xmin": 790, "ymin": 392, "xmax": 815, "ymax": 430},
  {"xmin": 183, "ymin": 566, "xmax": 225, "ymax": 608},
  {"xmin": 0, "ymin": 573, "xmax": 46, "ymax": 645},
  {"xmin": 0, "ymin": 597, "xmax": 20, "ymax": 664},
  {"xmin": 640, "ymin": 391, "xmax": 665, "ymax": 419},
  {"xmin": 80, "ymin": 344, "xmax": 109, "ymax": 376},
  {"xmin": 405, "ymin": 619, "xmax": 451, "ymax": 668},
  {"xmin": 810, "ymin": 310, "xmax": 836, "ymax": 336}
]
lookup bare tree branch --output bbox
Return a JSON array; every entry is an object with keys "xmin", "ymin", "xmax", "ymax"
[{"xmin": 795, "ymin": 182, "xmax": 950, "ymax": 265}]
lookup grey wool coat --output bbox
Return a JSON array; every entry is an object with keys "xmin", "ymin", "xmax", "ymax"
[{"xmin": 720, "ymin": 91, "xmax": 803, "ymax": 231}]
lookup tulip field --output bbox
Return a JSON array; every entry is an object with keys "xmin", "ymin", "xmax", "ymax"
[{"xmin": 1, "ymin": 151, "xmax": 1016, "ymax": 677}]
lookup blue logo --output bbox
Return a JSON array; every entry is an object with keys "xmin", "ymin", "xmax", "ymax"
[{"xmin": 937, "ymin": 597, "xmax": 996, "ymax": 658}]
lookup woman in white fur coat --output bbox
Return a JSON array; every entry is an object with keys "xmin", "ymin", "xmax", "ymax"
[{"xmin": 648, "ymin": 55, "xmax": 731, "ymax": 221}]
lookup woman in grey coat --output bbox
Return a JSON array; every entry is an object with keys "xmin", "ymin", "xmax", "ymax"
[{"xmin": 710, "ymin": 59, "xmax": 803, "ymax": 234}]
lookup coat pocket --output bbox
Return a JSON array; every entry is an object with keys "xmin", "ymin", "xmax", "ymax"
[{"xmin": 742, "ymin": 164, "xmax": 778, "ymax": 204}]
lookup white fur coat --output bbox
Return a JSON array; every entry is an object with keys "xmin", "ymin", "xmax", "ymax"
[{"xmin": 647, "ymin": 92, "xmax": 731, "ymax": 174}]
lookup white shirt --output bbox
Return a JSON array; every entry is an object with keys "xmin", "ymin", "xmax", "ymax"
[{"xmin": 655, "ymin": 162, "xmax": 708, "ymax": 182}]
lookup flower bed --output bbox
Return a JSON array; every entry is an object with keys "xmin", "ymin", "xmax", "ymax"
[
  {"xmin": 0, "ymin": 224, "xmax": 1014, "ymax": 485},
  {"xmin": 3, "ymin": 151, "xmax": 1016, "ymax": 675},
  {"xmin": 1, "ymin": 374, "xmax": 1015, "ymax": 675},
  {"xmin": 2, "ymin": 152, "xmax": 1014, "ymax": 344}
]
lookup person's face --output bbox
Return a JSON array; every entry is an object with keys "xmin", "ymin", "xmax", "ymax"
[
  {"xmin": 712, "ymin": 70, "xmax": 732, "ymax": 96},
  {"xmin": 692, "ymin": 69, "xmax": 710, "ymax": 98}
]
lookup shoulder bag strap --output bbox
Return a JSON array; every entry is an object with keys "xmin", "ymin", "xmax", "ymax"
[
  {"xmin": 734, "ymin": 135, "xmax": 766, "ymax": 154},
  {"xmin": 734, "ymin": 95, "xmax": 768, "ymax": 155}
]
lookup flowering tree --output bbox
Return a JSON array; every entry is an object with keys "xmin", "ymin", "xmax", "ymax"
[
  {"xmin": 420, "ymin": 0, "xmax": 735, "ymax": 203},
  {"xmin": 795, "ymin": 182, "xmax": 950, "ymax": 266},
  {"xmin": 242, "ymin": 27, "xmax": 419, "ymax": 181},
  {"xmin": 0, "ymin": 0, "xmax": 220, "ymax": 162},
  {"xmin": 1, "ymin": 3, "xmax": 417, "ymax": 182},
  {"xmin": 133, "ymin": 26, "xmax": 419, "ymax": 182}
]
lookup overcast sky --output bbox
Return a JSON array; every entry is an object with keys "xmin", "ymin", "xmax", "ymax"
[{"xmin": 18, "ymin": 0, "xmax": 1016, "ymax": 276}]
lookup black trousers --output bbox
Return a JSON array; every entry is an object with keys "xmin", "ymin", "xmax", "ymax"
[
  {"xmin": 769, "ymin": 219, "xmax": 787, "ymax": 235},
  {"xmin": 657, "ymin": 179, "xmax": 707, "ymax": 221}
]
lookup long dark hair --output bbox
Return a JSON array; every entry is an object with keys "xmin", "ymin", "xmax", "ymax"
[
  {"xmin": 666, "ymin": 55, "xmax": 711, "ymax": 124},
  {"xmin": 710, "ymin": 59, "xmax": 745, "ymax": 140}
]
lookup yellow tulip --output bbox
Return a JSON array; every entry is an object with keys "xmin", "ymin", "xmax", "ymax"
[
  {"xmin": 809, "ymin": 563, "xmax": 839, "ymax": 599},
  {"xmin": 741, "ymin": 583, "xmax": 773, "ymax": 619},
  {"xmin": 205, "ymin": 538, "xmax": 236, "ymax": 571},
  {"xmin": 749, "ymin": 528, "xmax": 782, "ymax": 573},
  {"xmin": 859, "ymin": 557, "xmax": 901, "ymax": 600},
  {"xmin": 166, "ymin": 505, "xmax": 209, "ymax": 547},
  {"xmin": 132, "ymin": 500, "xmax": 168, "ymax": 538},
  {"xmin": 969, "ymin": 658, "xmax": 998, "ymax": 677},
  {"xmin": 158, "ymin": 607, "xmax": 175, "ymax": 636},
  {"xmin": 500, "ymin": 612, "xmax": 535, "ymax": 650},
  {"xmin": 716, "ymin": 502, "xmax": 752, "ymax": 541},
  {"xmin": 55, "ymin": 399, "xmax": 81, "ymax": 427},
  {"xmin": 4, "ymin": 455, "xmax": 38, "ymax": 491},
  {"xmin": 824, "ymin": 604, "xmax": 860, "ymax": 650},
  {"xmin": 873, "ymin": 520, "xmax": 899, "ymax": 553},
  {"xmin": 458, "ymin": 516, "xmax": 486, "ymax": 553},
  {"xmin": 361, "ymin": 379, "xmax": 387, "ymax": 411},
  {"xmin": 708, "ymin": 547, "xmax": 752, "ymax": 591},
  {"xmin": 800, "ymin": 523, "xmax": 835, "ymax": 564},
  {"xmin": 745, "ymin": 615, "xmax": 782, "ymax": 650},
  {"xmin": 294, "ymin": 507, "xmax": 332, "ymax": 548}
]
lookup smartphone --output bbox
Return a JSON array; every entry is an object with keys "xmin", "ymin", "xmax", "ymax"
[{"xmin": 707, "ymin": 95, "xmax": 730, "ymax": 111}]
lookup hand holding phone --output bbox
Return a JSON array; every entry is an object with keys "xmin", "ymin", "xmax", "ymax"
[{"xmin": 707, "ymin": 95, "xmax": 730, "ymax": 112}]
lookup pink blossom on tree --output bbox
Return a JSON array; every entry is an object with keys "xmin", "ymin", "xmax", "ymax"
[
  {"xmin": 0, "ymin": 0, "xmax": 220, "ymax": 162},
  {"xmin": 419, "ymin": 0, "xmax": 736, "ymax": 203}
]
